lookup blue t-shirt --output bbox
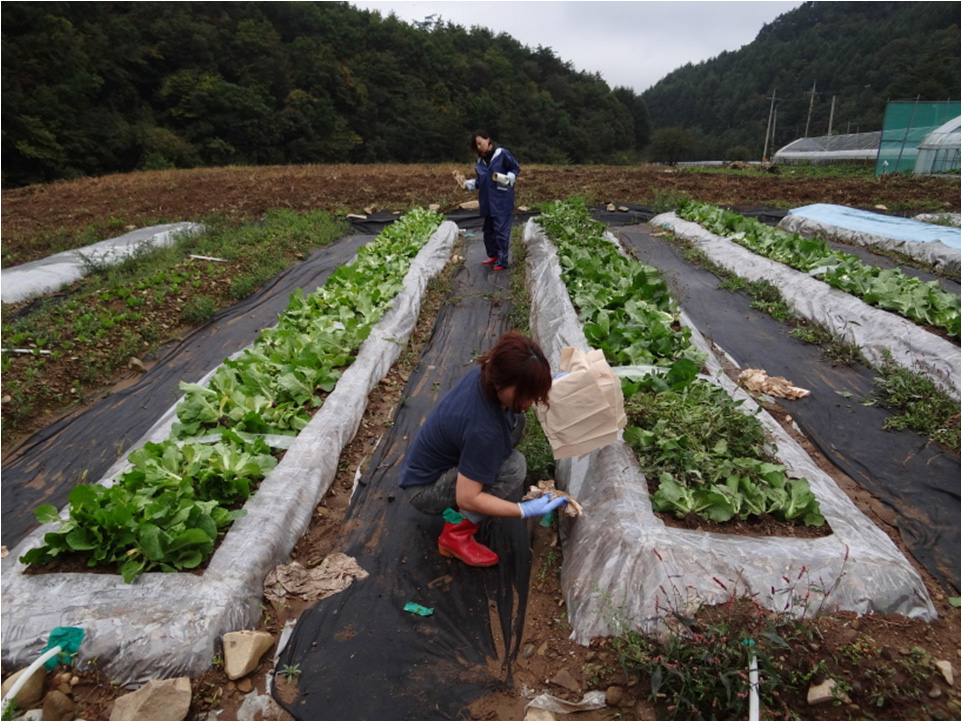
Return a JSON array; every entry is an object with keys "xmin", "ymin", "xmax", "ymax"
[{"xmin": 398, "ymin": 366, "xmax": 516, "ymax": 488}]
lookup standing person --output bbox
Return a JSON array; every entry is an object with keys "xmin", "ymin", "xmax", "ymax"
[
  {"xmin": 453, "ymin": 130, "xmax": 521, "ymax": 270},
  {"xmin": 398, "ymin": 332, "xmax": 568, "ymax": 567}
]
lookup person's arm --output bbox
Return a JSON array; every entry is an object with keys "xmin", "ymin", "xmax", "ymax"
[
  {"xmin": 455, "ymin": 474, "xmax": 568, "ymax": 518},
  {"xmin": 456, "ymin": 474, "xmax": 522, "ymax": 517},
  {"xmin": 506, "ymin": 150, "xmax": 521, "ymax": 180}
]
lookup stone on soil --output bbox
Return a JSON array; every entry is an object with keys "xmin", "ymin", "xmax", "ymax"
[
  {"xmin": 223, "ymin": 630, "xmax": 274, "ymax": 681},
  {"xmin": 0, "ymin": 665, "xmax": 45, "ymax": 707},
  {"xmin": 41, "ymin": 689, "xmax": 75, "ymax": 721},
  {"xmin": 807, "ymin": 678, "xmax": 851, "ymax": 705},
  {"xmin": 109, "ymin": 677, "xmax": 191, "ymax": 721}
]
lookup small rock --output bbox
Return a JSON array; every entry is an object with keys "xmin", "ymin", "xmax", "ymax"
[
  {"xmin": 223, "ymin": 630, "xmax": 274, "ymax": 681},
  {"xmin": 807, "ymin": 678, "xmax": 850, "ymax": 705},
  {"xmin": 42, "ymin": 689, "xmax": 76, "ymax": 721},
  {"xmin": 236, "ymin": 678, "xmax": 253, "ymax": 693},
  {"xmin": 550, "ymin": 668, "xmax": 581, "ymax": 693},
  {"xmin": 928, "ymin": 683, "xmax": 943, "ymax": 699},
  {"xmin": 0, "ymin": 665, "xmax": 46, "ymax": 707},
  {"xmin": 58, "ymin": 682, "xmax": 72, "ymax": 695},
  {"xmin": 935, "ymin": 660, "xmax": 954, "ymax": 686},
  {"xmin": 519, "ymin": 643, "xmax": 535, "ymax": 659},
  {"xmin": 605, "ymin": 685, "xmax": 623, "ymax": 705},
  {"xmin": 524, "ymin": 707, "xmax": 555, "ymax": 721},
  {"xmin": 128, "ymin": 357, "xmax": 147, "ymax": 373},
  {"xmin": 109, "ymin": 677, "xmax": 191, "ymax": 721}
]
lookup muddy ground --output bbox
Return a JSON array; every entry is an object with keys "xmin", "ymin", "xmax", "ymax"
[{"xmin": 1, "ymin": 164, "xmax": 960, "ymax": 721}]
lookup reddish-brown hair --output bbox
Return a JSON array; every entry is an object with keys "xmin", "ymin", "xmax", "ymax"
[{"xmin": 478, "ymin": 332, "xmax": 551, "ymax": 412}]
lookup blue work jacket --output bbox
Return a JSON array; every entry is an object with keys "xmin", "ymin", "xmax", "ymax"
[{"xmin": 466, "ymin": 147, "xmax": 521, "ymax": 217}]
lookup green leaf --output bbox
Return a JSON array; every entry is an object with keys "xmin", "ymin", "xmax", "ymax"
[{"xmin": 35, "ymin": 504, "xmax": 62, "ymax": 524}]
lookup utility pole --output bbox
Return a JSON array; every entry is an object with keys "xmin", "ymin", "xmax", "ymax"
[
  {"xmin": 763, "ymin": 88, "xmax": 777, "ymax": 161},
  {"xmin": 804, "ymin": 81, "xmax": 817, "ymax": 137}
]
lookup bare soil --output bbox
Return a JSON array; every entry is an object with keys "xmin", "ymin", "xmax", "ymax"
[{"xmin": 2, "ymin": 164, "xmax": 959, "ymax": 721}]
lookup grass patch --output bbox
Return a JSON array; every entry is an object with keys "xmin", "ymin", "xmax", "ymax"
[
  {"xmin": 1, "ymin": 210, "xmax": 348, "ymax": 438},
  {"xmin": 871, "ymin": 355, "xmax": 960, "ymax": 452}
]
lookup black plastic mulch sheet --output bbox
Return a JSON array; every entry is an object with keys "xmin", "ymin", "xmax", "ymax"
[
  {"xmin": 1, "ymin": 233, "xmax": 370, "ymax": 548},
  {"xmin": 274, "ymin": 237, "xmax": 534, "ymax": 721},
  {"xmin": 617, "ymin": 224, "xmax": 961, "ymax": 594}
]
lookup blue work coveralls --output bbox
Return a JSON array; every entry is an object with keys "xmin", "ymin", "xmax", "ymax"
[{"xmin": 464, "ymin": 146, "xmax": 521, "ymax": 267}]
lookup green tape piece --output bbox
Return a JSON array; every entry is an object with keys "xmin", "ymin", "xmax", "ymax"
[
  {"xmin": 404, "ymin": 602, "xmax": 434, "ymax": 616},
  {"xmin": 442, "ymin": 507, "xmax": 465, "ymax": 524},
  {"xmin": 41, "ymin": 627, "xmax": 86, "ymax": 670},
  {"xmin": 539, "ymin": 509, "xmax": 556, "ymax": 527}
]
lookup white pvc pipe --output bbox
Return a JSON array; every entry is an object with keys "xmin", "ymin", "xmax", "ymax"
[
  {"xmin": 0, "ymin": 645, "xmax": 61, "ymax": 714},
  {"xmin": 748, "ymin": 652, "xmax": 760, "ymax": 721}
]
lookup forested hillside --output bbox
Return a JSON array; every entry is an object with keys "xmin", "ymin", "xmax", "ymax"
[
  {"xmin": 1, "ymin": 1, "xmax": 648, "ymax": 188},
  {"xmin": 3, "ymin": 1, "xmax": 959, "ymax": 187},
  {"xmin": 642, "ymin": 1, "xmax": 961, "ymax": 160}
]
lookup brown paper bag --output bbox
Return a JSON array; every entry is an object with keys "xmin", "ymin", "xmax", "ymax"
[{"xmin": 536, "ymin": 347, "xmax": 627, "ymax": 459}]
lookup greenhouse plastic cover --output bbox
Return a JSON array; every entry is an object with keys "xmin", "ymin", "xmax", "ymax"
[
  {"xmin": 1, "ymin": 222, "xmax": 205, "ymax": 304},
  {"xmin": 657, "ymin": 213, "xmax": 961, "ymax": 401},
  {"xmin": 0, "ymin": 222, "xmax": 459, "ymax": 685},
  {"xmin": 780, "ymin": 204, "xmax": 961, "ymax": 277},
  {"xmin": 523, "ymin": 218, "xmax": 935, "ymax": 644},
  {"xmin": 773, "ymin": 131, "xmax": 880, "ymax": 163}
]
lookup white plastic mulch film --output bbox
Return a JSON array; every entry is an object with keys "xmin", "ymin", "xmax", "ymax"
[
  {"xmin": 656, "ymin": 212, "xmax": 960, "ymax": 402},
  {"xmin": 0, "ymin": 223, "xmax": 205, "ymax": 304},
  {"xmin": 0, "ymin": 222, "xmax": 459, "ymax": 685},
  {"xmin": 779, "ymin": 203, "xmax": 961, "ymax": 275},
  {"xmin": 522, "ymin": 217, "xmax": 936, "ymax": 646}
]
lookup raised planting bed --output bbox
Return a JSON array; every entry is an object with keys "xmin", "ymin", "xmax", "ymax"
[
  {"xmin": 1, "ymin": 214, "xmax": 458, "ymax": 685},
  {"xmin": 655, "ymin": 209, "xmax": 961, "ymax": 401},
  {"xmin": 523, "ymin": 201, "xmax": 935, "ymax": 644}
]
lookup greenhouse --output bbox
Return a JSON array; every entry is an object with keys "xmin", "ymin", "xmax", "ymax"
[
  {"xmin": 875, "ymin": 99, "xmax": 961, "ymax": 175},
  {"xmin": 914, "ymin": 116, "xmax": 961, "ymax": 175},
  {"xmin": 773, "ymin": 131, "xmax": 880, "ymax": 165}
]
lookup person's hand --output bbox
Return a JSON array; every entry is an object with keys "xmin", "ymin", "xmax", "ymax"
[
  {"xmin": 452, "ymin": 171, "xmax": 466, "ymax": 189},
  {"xmin": 518, "ymin": 494, "xmax": 569, "ymax": 518}
]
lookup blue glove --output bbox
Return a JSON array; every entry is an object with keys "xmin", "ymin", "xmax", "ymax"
[{"xmin": 519, "ymin": 494, "xmax": 569, "ymax": 519}]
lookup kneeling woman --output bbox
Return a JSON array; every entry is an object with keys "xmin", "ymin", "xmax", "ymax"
[{"xmin": 398, "ymin": 331, "xmax": 568, "ymax": 567}]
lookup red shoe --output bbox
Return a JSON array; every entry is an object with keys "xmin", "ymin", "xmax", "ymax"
[
  {"xmin": 438, "ymin": 519, "xmax": 499, "ymax": 567},
  {"xmin": 493, "ymin": 265, "xmax": 507, "ymax": 271},
  {"xmin": 481, "ymin": 257, "xmax": 498, "ymax": 265}
]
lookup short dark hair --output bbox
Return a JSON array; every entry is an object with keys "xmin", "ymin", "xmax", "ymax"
[
  {"xmin": 471, "ymin": 129, "xmax": 493, "ymax": 152},
  {"xmin": 478, "ymin": 332, "xmax": 551, "ymax": 412}
]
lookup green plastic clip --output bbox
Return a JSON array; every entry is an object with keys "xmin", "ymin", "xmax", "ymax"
[{"xmin": 404, "ymin": 602, "xmax": 434, "ymax": 616}]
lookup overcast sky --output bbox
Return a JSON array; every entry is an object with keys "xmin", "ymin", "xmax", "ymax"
[{"xmin": 349, "ymin": 1, "xmax": 803, "ymax": 93}]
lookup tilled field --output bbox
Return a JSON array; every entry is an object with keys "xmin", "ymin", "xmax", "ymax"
[
  {"xmin": 3, "ymin": 163, "xmax": 959, "ymax": 266},
  {"xmin": 1, "ymin": 164, "xmax": 959, "ymax": 721}
]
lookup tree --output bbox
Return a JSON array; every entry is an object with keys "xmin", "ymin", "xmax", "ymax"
[{"xmin": 647, "ymin": 127, "xmax": 697, "ymax": 165}]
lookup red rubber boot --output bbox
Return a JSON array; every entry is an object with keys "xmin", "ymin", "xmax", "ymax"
[{"xmin": 438, "ymin": 519, "xmax": 499, "ymax": 567}]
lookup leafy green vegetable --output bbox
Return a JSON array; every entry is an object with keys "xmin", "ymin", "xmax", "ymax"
[
  {"xmin": 678, "ymin": 200, "xmax": 960, "ymax": 338},
  {"xmin": 537, "ymin": 199, "xmax": 825, "ymax": 528},
  {"xmin": 22, "ymin": 208, "xmax": 443, "ymax": 581}
]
